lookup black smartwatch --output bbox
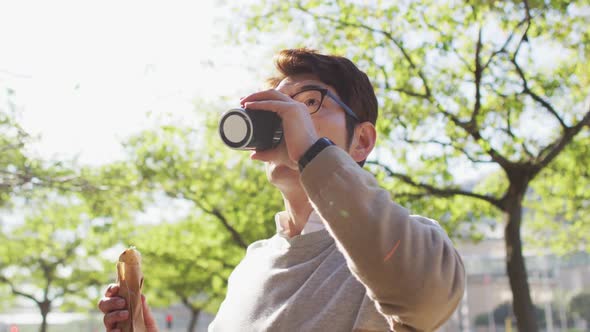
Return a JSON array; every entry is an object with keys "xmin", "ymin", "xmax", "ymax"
[{"xmin": 298, "ymin": 137, "xmax": 335, "ymax": 172}]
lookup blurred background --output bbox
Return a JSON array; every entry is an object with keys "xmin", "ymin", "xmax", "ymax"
[{"xmin": 0, "ymin": 0, "xmax": 588, "ymax": 331}]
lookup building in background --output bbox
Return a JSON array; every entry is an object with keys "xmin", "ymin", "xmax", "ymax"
[{"xmin": 440, "ymin": 238, "xmax": 590, "ymax": 331}]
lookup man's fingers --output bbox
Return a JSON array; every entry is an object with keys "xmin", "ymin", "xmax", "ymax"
[
  {"xmin": 243, "ymin": 100, "xmax": 296, "ymax": 115},
  {"xmin": 141, "ymin": 295, "xmax": 158, "ymax": 331},
  {"xmin": 103, "ymin": 310, "xmax": 129, "ymax": 329},
  {"xmin": 104, "ymin": 284, "xmax": 120, "ymax": 297},
  {"xmin": 98, "ymin": 296, "xmax": 126, "ymax": 314},
  {"xmin": 241, "ymin": 89, "xmax": 290, "ymax": 104}
]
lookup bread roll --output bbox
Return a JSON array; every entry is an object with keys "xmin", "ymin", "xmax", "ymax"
[{"xmin": 115, "ymin": 247, "xmax": 147, "ymax": 332}]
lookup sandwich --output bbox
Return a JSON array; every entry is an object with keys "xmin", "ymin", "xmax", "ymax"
[{"xmin": 115, "ymin": 247, "xmax": 147, "ymax": 332}]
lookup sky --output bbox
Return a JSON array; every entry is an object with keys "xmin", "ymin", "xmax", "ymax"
[
  {"xmin": 1, "ymin": 0, "xmax": 511, "ymax": 178},
  {"xmin": 0, "ymin": 1, "xmax": 276, "ymax": 310},
  {"xmin": 0, "ymin": 0, "xmax": 272, "ymax": 166}
]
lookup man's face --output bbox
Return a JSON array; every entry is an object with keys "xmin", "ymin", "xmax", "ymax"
[{"xmin": 254, "ymin": 73, "xmax": 350, "ymax": 189}]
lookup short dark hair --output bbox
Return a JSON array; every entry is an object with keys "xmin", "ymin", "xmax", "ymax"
[{"xmin": 268, "ymin": 48, "xmax": 378, "ymax": 146}]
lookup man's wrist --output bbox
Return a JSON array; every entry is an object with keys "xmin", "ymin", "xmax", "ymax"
[{"xmin": 298, "ymin": 137, "xmax": 335, "ymax": 172}]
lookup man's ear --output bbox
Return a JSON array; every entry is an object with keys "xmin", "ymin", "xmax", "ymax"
[{"xmin": 349, "ymin": 122, "xmax": 377, "ymax": 163}]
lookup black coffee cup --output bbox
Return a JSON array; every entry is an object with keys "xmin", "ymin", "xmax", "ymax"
[{"xmin": 219, "ymin": 108, "xmax": 283, "ymax": 150}]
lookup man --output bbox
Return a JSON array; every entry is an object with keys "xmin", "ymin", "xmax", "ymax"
[{"xmin": 99, "ymin": 48, "xmax": 465, "ymax": 331}]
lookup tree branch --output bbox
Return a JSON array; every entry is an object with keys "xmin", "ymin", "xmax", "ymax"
[
  {"xmin": 0, "ymin": 276, "xmax": 40, "ymax": 304},
  {"xmin": 420, "ymin": 12, "xmax": 473, "ymax": 72},
  {"xmin": 393, "ymin": 87, "xmax": 428, "ymax": 99},
  {"xmin": 367, "ymin": 45, "xmax": 391, "ymax": 90},
  {"xmin": 481, "ymin": 2, "xmax": 530, "ymax": 78},
  {"xmin": 294, "ymin": 2, "xmax": 519, "ymax": 170},
  {"xmin": 0, "ymin": 141, "xmax": 25, "ymax": 153},
  {"xmin": 378, "ymin": 63, "xmax": 391, "ymax": 90},
  {"xmin": 0, "ymin": 168, "xmax": 96, "ymax": 194},
  {"xmin": 514, "ymin": 0, "xmax": 532, "ymax": 60},
  {"xmin": 472, "ymin": 26, "xmax": 483, "ymax": 127},
  {"xmin": 533, "ymin": 108, "xmax": 590, "ymax": 176},
  {"xmin": 402, "ymin": 137, "xmax": 494, "ymax": 164},
  {"xmin": 483, "ymin": 31, "xmax": 516, "ymax": 71},
  {"xmin": 500, "ymin": 108, "xmax": 535, "ymax": 160},
  {"xmin": 432, "ymin": 102, "xmax": 514, "ymax": 169},
  {"xmin": 511, "ymin": 56, "xmax": 568, "ymax": 128},
  {"xmin": 507, "ymin": 5, "xmax": 567, "ymax": 130},
  {"xmin": 54, "ymin": 239, "xmax": 82, "ymax": 267},
  {"xmin": 38, "ymin": 259, "xmax": 53, "ymax": 301},
  {"xmin": 52, "ymin": 283, "xmax": 85, "ymax": 301},
  {"xmin": 196, "ymin": 202, "xmax": 248, "ymax": 249},
  {"xmin": 367, "ymin": 160, "xmax": 503, "ymax": 209},
  {"xmin": 295, "ymin": 3, "xmax": 432, "ymax": 98}
]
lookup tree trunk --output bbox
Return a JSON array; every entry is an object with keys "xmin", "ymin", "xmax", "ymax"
[
  {"xmin": 187, "ymin": 308, "xmax": 200, "ymax": 332},
  {"xmin": 38, "ymin": 300, "xmax": 51, "ymax": 332},
  {"xmin": 504, "ymin": 191, "xmax": 538, "ymax": 332}
]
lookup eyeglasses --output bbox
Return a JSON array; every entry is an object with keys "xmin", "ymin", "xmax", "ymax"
[{"xmin": 290, "ymin": 87, "xmax": 360, "ymax": 122}]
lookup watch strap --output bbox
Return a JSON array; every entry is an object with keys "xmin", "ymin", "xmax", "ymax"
[{"xmin": 298, "ymin": 137, "xmax": 335, "ymax": 172}]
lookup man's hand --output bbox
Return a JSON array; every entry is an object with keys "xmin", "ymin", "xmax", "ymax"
[
  {"xmin": 97, "ymin": 284, "xmax": 158, "ymax": 332},
  {"xmin": 241, "ymin": 89, "xmax": 319, "ymax": 164}
]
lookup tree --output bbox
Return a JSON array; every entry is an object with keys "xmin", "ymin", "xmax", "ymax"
[
  {"xmin": 1, "ymin": 86, "xmax": 133, "ymax": 331},
  {"xmin": 0, "ymin": 199, "xmax": 110, "ymax": 332},
  {"xmin": 525, "ymin": 138, "xmax": 590, "ymax": 254},
  {"xmin": 125, "ymin": 121, "xmax": 282, "ymax": 248},
  {"xmin": 235, "ymin": 1, "xmax": 590, "ymax": 331},
  {"xmin": 570, "ymin": 292, "xmax": 590, "ymax": 324},
  {"xmin": 121, "ymin": 119, "xmax": 283, "ymax": 329},
  {"xmin": 0, "ymin": 87, "xmax": 30, "ymax": 205},
  {"xmin": 138, "ymin": 218, "xmax": 237, "ymax": 332},
  {"xmin": 0, "ymin": 87, "xmax": 93, "ymax": 206}
]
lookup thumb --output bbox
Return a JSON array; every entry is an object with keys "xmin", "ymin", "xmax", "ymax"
[{"xmin": 141, "ymin": 295, "xmax": 158, "ymax": 332}]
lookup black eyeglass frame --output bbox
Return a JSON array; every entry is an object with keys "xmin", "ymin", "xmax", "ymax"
[{"xmin": 290, "ymin": 87, "xmax": 360, "ymax": 122}]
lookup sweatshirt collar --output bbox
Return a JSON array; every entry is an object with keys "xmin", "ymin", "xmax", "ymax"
[{"xmin": 275, "ymin": 210, "xmax": 326, "ymax": 237}]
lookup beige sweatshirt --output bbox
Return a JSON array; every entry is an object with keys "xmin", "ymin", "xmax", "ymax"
[{"xmin": 209, "ymin": 146, "xmax": 465, "ymax": 331}]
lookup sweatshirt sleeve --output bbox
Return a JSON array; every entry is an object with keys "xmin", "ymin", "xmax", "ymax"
[{"xmin": 300, "ymin": 146, "xmax": 465, "ymax": 331}]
